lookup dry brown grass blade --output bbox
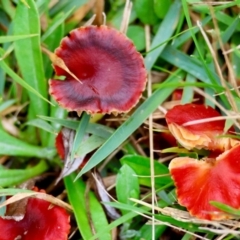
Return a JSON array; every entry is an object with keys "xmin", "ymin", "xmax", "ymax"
[
  {"xmin": 209, "ymin": 6, "xmax": 240, "ymax": 98},
  {"xmin": 193, "ymin": 87, "xmax": 240, "ymax": 130},
  {"xmin": 0, "ymin": 192, "xmax": 73, "ymax": 212},
  {"xmin": 67, "ymin": 0, "xmax": 96, "ymax": 23},
  {"xmin": 197, "ymin": 21, "xmax": 238, "ymax": 113},
  {"xmin": 183, "ymin": 115, "xmax": 240, "ymax": 127},
  {"xmin": 41, "ymin": 46, "xmax": 82, "ymax": 84},
  {"xmin": 145, "ymin": 24, "xmax": 157, "ymax": 240},
  {"xmin": 120, "ymin": 0, "xmax": 132, "ymax": 34},
  {"xmin": 93, "ymin": 0, "xmax": 105, "ymax": 25},
  {"xmin": 130, "ymin": 198, "xmax": 240, "ymax": 237}
]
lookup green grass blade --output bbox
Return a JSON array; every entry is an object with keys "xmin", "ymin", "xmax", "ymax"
[
  {"xmin": 0, "ymin": 99, "xmax": 16, "ymax": 112},
  {"xmin": 70, "ymin": 113, "xmax": 90, "ymax": 161},
  {"xmin": 120, "ymin": 155, "xmax": 172, "ymax": 188},
  {"xmin": 64, "ymin": 174, "xmax": 111, "ymax": 240},
  {"xmin": 210, "ymin": 201, "xmax": 240, "ymax": 216},
  {"xmin": 0, "ymin": 128, "xmax": 55, "ymax": 159},
  {"xmin": 13, "ymin": 0, "xmax": 49, "ymax": 144},
  {"xmin": 24, "ymin": 119, "xmax": 57, "ymax": 134},
  {"xmin": 41, "ymin": 9, "xmax": 73, "ymax": 42},
  {"xmin": 75, "ymin": 135, "xmax": 105, "ymax": 157},
  {"xmin": 64, "ymin": 174, "xmax": 93, "ymax": 240},
  {"xmin": 38, "ymin": 115, "xmax": 113, "ymax": 138},
  {"xmin": 49, "ymin": 0, "xmax": 88, "ymax": 17},
  {"xmin": 144, "ymin": 0, "xmax": 181, "ymax": 70},
  {"xmin": 161, "ymin": 45, "xmax": 219, "ymax": 84},
  {"xmin": 116, "ymin": 164, "xmax": 140, "ymax": 215},
  {"xmin": 0, "ymin": 34, "xmax": 38, "ymax": 43},
  {"xmin": 76, "ymin": 71, "xmax": 179, "ymax": 179},
  {"xmin": 0, "ymin": 160, "xmax": 48, "ymax": 187},
  {"xmin": 0, "ymin": 50, "xmax": 53, "ymax": 106}
]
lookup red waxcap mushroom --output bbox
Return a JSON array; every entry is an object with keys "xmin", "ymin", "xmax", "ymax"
[
  {"xmin": 165, "ymin": 103, "xmax": 238, "ymax": 151},
  {"xmin": 55, "ymin": 131, "xmax": 65, "ymax": 160},
  {"xmin": 0, "ymin": 195, "xmax": 70, "ymax": 240},
  {"xmin": 169, "ymin": 144, "xmax": 240, "ymax": 220},
  {"xmin": 49, "ymin": 25, "xmax": 146, "ymax": 114}
]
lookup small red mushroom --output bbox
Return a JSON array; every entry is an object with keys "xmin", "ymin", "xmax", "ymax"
[
  {"xmin": 165, "ymin": 103, "xmax": 239, "ymax": 151},
  {"xmin": 49, "ymin": 25, "xmax": 146, "ymax": 114},
  {"xmin": 169, "ymin": 144, "xmax": 240, "ymax": 220},
  {"xmin": 0, "ymin": 192, "xmax": 70, "ymax": 240},
  {"xmin": 55, "ymin": 128, "xmax": 89, "ymax": 182},
  {"xmin": 55, "ymin": 131, "xmax": 65, "ymax": 160}
]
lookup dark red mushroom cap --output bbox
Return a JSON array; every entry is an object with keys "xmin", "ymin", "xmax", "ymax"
[
  {"xmin": 49, "ymin": 25, "xmax": 147, "ymax": 114},
  {"xmin": 169, "ymin": 144, "xmax": 240, "ymax": 220},
  {"xmin": 0, "ymin": 197, "xmax": 70, "ymax": 240},
  {"xmin": 165, "ymin": 104, "xmax": 239, "ymax": 151}
]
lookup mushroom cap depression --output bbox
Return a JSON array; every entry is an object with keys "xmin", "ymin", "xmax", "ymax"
[{"xmin": 49, "ymin": 25, "xmax": 147, "ymax": 114}]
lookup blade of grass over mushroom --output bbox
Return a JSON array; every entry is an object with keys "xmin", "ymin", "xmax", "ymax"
[
  {"xmin": 0, "ymin": 128, "xmax": 55, "ymax": 158},
  {"xmin": 76, "ymin": 72, "xmax": 179, "ymax": 179},
  {"xmin": 0, "ymin": 49, "xmax": 52, "ymax": 106},
  {"xmin": 0, "ymin": 34, "xmax": 39, "ymax": 43},
  {"xmin": 13, "ymin": 0, "xmax": 49, "ymax": 144},
  {"xmin": 210, "ymin": 201, "xmax": 240, "ymax": 217},
  {"xmin": 144, "ymin": 0, "xmax": 181, "ymax": 70},
  {"xmin": 0, "ymin": 160, "xmax": 48, "ymax": 187},
  {"xmin": 70, "ymin": 113, "xmax": 90, "ymax": 161},
  {"xmin": 64, "ymin": 173, "xmax": 111, "ymax": 240},
  {"xmin": 75, "ymin": 135, "xmax": 105, "ymax": 157}
]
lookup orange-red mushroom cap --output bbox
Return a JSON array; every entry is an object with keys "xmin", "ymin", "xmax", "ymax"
[
  {"xmin": 49, "ymin": 25, "xmax": 146, "ymax": 114},
  {"xmin": 165, "ymin": 104, "xmax": 238, "ymax": 151},
  {"xmin": 0, "ymin": 197, "xmax": 70, "ymax": 240},
  {"xmin": 169, "ymin": 144, "xmax": 240, "ymax": 220}
]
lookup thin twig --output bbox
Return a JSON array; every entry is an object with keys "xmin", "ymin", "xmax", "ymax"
[
  {"xmin": 145, "ymin": 24, "xmax": 156, "ymax": 240},
  {"xmin": 120, "ymin": 0, "xmax": 132, "ymax": 34}
]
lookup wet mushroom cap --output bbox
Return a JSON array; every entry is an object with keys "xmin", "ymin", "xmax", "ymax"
[
  {"xmin": 166, "ymin": 103, "xmax": 224, "ymax": 132},
  {"xmin": 49, "ymin": 25, "xmax": 147, "ymax": 114},
  {"xmin": 0, "ymin": 197, "xmax": 70, "ymax": 240},
  {"xmin": 169, "ymin": 144, "xmax": 240, "ymax": 220}
]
